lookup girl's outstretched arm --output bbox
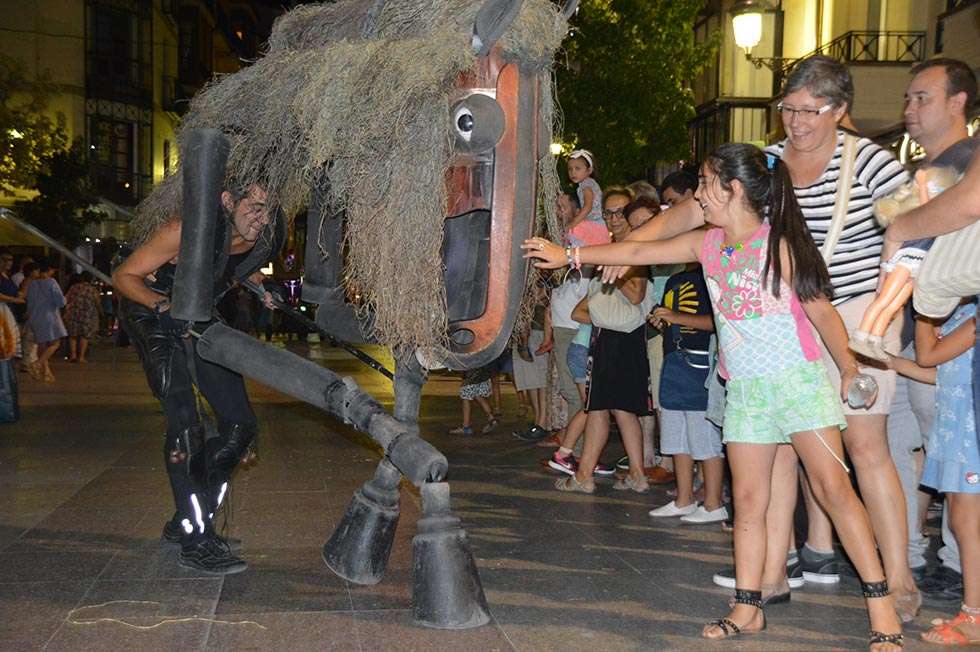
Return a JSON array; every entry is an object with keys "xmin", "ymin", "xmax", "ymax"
[
  {"xmin": 522, "ymin": 230, "xmax": 704, "ymax": 270},
  {"xmin": 915, "ymin": 313, "xmax": 976, "ymax": 367},
  {"xmin": 598, "ymin": 197, "xmax": 707, "ymax": 282},
  {"xmin": 626, "ymin": 196, "xmax": 706, "ymax": 242}
]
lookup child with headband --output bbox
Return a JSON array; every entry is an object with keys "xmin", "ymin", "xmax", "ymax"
[{"xmin": 565, "ymin": 149, "xmax": 611, "ymax": 248}]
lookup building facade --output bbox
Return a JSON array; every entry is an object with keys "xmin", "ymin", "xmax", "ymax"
[
  {"xmin": 691, "ymin": 0, "xmax": 980, "ymax": 162},
  {"xmin": 0, "ymin": 0, "xmax": 265, "ymax": 241}
]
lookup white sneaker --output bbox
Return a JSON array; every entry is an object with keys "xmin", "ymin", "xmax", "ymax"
[
  {"xmin": 648, "ymin": 500, "xmax": 697, "ymax": 518},
  {"xmin": 680, "ymin": 504, "xmax": 729, "ymax": 524}
]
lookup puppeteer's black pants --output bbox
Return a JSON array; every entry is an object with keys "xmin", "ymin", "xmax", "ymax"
[
  {"xmin": 163, "ymin": 336, "xmax": 257, "ymax": 438},
  {"xmin": 121, "ymin": 300, "xmax": 256, "ymax": 541}
]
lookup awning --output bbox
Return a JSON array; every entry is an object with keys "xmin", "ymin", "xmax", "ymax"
[{"xmin": 0, "ymin": 216, "xmax": 48, "ymax": 248}]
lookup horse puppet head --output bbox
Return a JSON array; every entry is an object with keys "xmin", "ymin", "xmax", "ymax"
[{"xmin": 132, "ymin": 0, "xmax": 577, "ymax": 370}]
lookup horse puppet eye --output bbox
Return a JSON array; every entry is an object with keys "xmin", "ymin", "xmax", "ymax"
[
  {"xmin": 456, "ymin": 109, "xmax": 475, "ymax": 137},
  {"xmin": 450, "ymin": 93, "xmax": 505, "ymax": 154}
]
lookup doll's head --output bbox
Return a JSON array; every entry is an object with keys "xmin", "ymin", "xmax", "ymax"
[{"xmin": 873, "ymin": 165, "xmax": 960, "ymax": 227}]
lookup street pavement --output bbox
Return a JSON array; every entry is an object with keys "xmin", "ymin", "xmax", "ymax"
[{"xmin": 2, "ymin": 337, "xmax": 947, "ymax": 650}]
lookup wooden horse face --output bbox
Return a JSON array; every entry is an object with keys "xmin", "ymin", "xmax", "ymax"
[
  {"xmin": 439, "ymin": 48, "xmax": 547, "ymax": 370},
  {"xmin": 436, "ymin": 0, "xmax": 576, "ymax": 370}
]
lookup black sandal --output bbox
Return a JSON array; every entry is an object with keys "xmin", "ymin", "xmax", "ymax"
[
  {"xmin": 862, "ymin": 580, "xmax": 904, "ymax": 649},
  {"xmin": 705, "ymin": 588, "xmax": 766, "ymax": 639}
]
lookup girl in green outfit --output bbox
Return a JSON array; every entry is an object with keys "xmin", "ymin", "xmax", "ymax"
[{"xmin": 523, "ymin": 143, "xmax": 903, "ymax": 651}]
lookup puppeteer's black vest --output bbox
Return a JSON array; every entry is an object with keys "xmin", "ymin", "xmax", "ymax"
[{"xmin": 119, "ymin": 210, "xmax": 286, "ymax": 306}]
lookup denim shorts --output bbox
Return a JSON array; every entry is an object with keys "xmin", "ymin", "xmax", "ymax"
[{"xmin": 567, "ymin": 343, "xmax": 589, "ymax": 385}]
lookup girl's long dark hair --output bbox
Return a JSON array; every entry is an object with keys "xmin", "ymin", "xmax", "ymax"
[{"xmin": 705, "ymin": 143, "xmax": 833, "ymax": 302}]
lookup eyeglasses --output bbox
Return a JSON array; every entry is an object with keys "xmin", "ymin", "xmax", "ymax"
[
  {"xmin": 602, "ymin": 209, "xmax": 625, "ymax": 220},
  {"xmin": 776, "ymin": 102, "xmax": 833, "ymax": 120}
]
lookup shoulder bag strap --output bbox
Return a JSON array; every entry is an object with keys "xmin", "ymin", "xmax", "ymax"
[{"xmin": 821, "ymin": 133, "xmax": 858, "ymax": 265}]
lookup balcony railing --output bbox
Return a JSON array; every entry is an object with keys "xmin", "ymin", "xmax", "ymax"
[
  {"xmin": 822, "ymin": 31, "xmax": 926, "ymax": 64},
  {"xmin": 771, "ymin": 30, "xmax": 926, "ymax": 91},
  {"xmin": 690, "ymin": 98, "xmax": 772, "ymax": 163}
]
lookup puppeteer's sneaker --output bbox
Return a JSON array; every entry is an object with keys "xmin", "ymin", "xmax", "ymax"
[{"xmin": 179, "ymin": 535, "xmax": 248, "ymax": 575}]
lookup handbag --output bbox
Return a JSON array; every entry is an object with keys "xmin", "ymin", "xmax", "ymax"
[
  {"xmin": 914, "ymin": 218, "xmax": 980, "ymax": 317},
  {"xmin": 658, "ymin": 343, "xmax": 710, "ymax": 411},
  {"xmin": 587, "ymin": 277, "xmax": 654, "ymax": 333}
]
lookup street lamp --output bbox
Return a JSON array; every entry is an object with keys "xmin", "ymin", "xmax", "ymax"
[{"xmin": 730, "ymin": 0, "xmax": 788, "ymax": 71}]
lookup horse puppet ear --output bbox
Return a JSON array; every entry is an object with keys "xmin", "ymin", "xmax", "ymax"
[{"xmin": 471, "ymin": 0, "xmax": 524, "ymax": 57}]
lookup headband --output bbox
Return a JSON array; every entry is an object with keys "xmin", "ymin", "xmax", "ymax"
[{"xmin": 569, "ymin": 149, "xmax": 594, "ymax": 169}]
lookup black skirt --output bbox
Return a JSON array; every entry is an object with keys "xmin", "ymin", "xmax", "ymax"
[{"xmin": 584, "ymin": 324, "xmax": 652, "ymax": 415}]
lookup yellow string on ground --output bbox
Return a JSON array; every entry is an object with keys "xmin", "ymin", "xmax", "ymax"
[{"xmin": 67, "ymin": 600, "xmax": 266, "ymax": 630}]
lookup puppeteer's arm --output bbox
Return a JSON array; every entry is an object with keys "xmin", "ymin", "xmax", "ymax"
[{"xmin": 112, "ymin": 220, "xmax": 182, "ymax": 310}]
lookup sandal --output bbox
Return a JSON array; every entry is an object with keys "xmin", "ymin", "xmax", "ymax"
[
  {"xmin": 703, "ymin": 588, "xmax": 766, "ymax": 640},
  {"xmin": 863, "ymin": 580, "xmax": 904, "ymax": 650},
  {"xmin": 555, "ymin": 475, "xmax": 594, "ymax": 494},
  {"xmin": 480, "ymin": 418, "xmax": 499, "ymax": 434},
  {"xmin": 921, "ymin": 608, "xmax": 980, "ymax": 646},
  {"xmin": 448, "ymin": 425, "xmax": 474, "ymax": 436},
  {"xmin": 612, "ymin": 474, "xmax": 650, "ymax": 493},
  {"xmin": 729, "ymin": 580, "xmax": 790, "ymax": 608}
]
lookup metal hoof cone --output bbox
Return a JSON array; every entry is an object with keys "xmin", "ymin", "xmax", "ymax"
[
  {"xmin": 411, "ymin": 483, "xmax": 490, "ymax": 629},
  {"xmin": 323, "ymin": 459, "xmax": 401, "ymax": 585}
]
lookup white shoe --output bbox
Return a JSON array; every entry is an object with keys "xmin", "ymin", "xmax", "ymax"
[
  {"xmin": 680, "ymin": 504, "xmax": 729, "ymax": 524},
  {"xmin": 648, "ymin": 500, "xmax": 697, "ymax": 518}
]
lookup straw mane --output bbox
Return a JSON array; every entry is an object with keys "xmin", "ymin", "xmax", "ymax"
[{"xmin": 133, "ymin": 0, "xmax": 565, "ymax": 350}]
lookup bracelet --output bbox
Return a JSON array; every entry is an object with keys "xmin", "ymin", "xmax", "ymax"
[
  {"xmin": 564, "ymin": 246, "xmax": 573, "ymax": 268},
  {"xmin": 573, "ymin": 246, "xmax": 582, "ymax": 270}
]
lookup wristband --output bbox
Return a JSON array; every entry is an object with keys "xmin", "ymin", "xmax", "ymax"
[{"xmin": 573, "ymin": 247, "xmax": 582, "ymax": 270}]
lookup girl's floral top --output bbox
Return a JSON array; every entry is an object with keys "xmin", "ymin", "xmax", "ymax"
[{"xmin": 699, "ymin": 223, "xmax": 821, "ymax": 379}]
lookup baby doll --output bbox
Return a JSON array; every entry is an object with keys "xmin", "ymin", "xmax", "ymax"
[{"xmin": 850, "ymin": 166, "xmax": 960, "ymax": 361}]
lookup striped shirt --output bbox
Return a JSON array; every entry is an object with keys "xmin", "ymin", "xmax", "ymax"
[{"xmin": 766, "ymin": 131, "xmax": 909, "ymax": 305}]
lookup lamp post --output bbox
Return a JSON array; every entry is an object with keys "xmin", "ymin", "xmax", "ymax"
[{"xmin": 730, "ymin": 0, "xmax": 789, "ymax": 72}]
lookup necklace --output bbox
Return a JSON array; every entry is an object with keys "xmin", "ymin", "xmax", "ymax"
[{"xmin": 719, "ymin": 242, "xmax": 743, "ymax": 257}]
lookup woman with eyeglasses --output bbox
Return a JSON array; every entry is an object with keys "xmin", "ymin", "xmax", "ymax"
[
  {"xmin": 744, "ymin": 55, "xmax": 920, "ymax": 621},
  {"xmin": 553, "ymin": 187, "xmax": 654, "ymax": 494}
]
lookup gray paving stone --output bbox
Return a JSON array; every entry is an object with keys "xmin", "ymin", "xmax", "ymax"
[{"xmin": 0, "ymin": 342, "xmax": 941, "ymax": 651}]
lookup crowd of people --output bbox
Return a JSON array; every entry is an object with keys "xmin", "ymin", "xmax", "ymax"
[
  {"xmin": 507, "ymin": 54, "xmax": 980, "ymax": 649},
  {"xmin": 0, "ymin": 253, "xmax": 106, "ymax": 383}
]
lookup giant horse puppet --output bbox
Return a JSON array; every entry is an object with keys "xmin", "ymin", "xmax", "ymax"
[{"xmin": 132, "ymin": 0, "xmax": 577, "ymax": 630}]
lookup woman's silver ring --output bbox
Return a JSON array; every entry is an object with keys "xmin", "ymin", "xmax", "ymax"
[{"xmin": 538, "ymin": 243, "xmax": 544, "ymax": 250}]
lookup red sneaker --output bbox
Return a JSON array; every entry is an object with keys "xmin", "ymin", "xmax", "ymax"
[
  {"xmin": 593, "ymin": 462, "xmax": 616, "ymax": 476},
  {"xmin": 547, "ymin": 451, "xmax": 577, "ymax": 475}
]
